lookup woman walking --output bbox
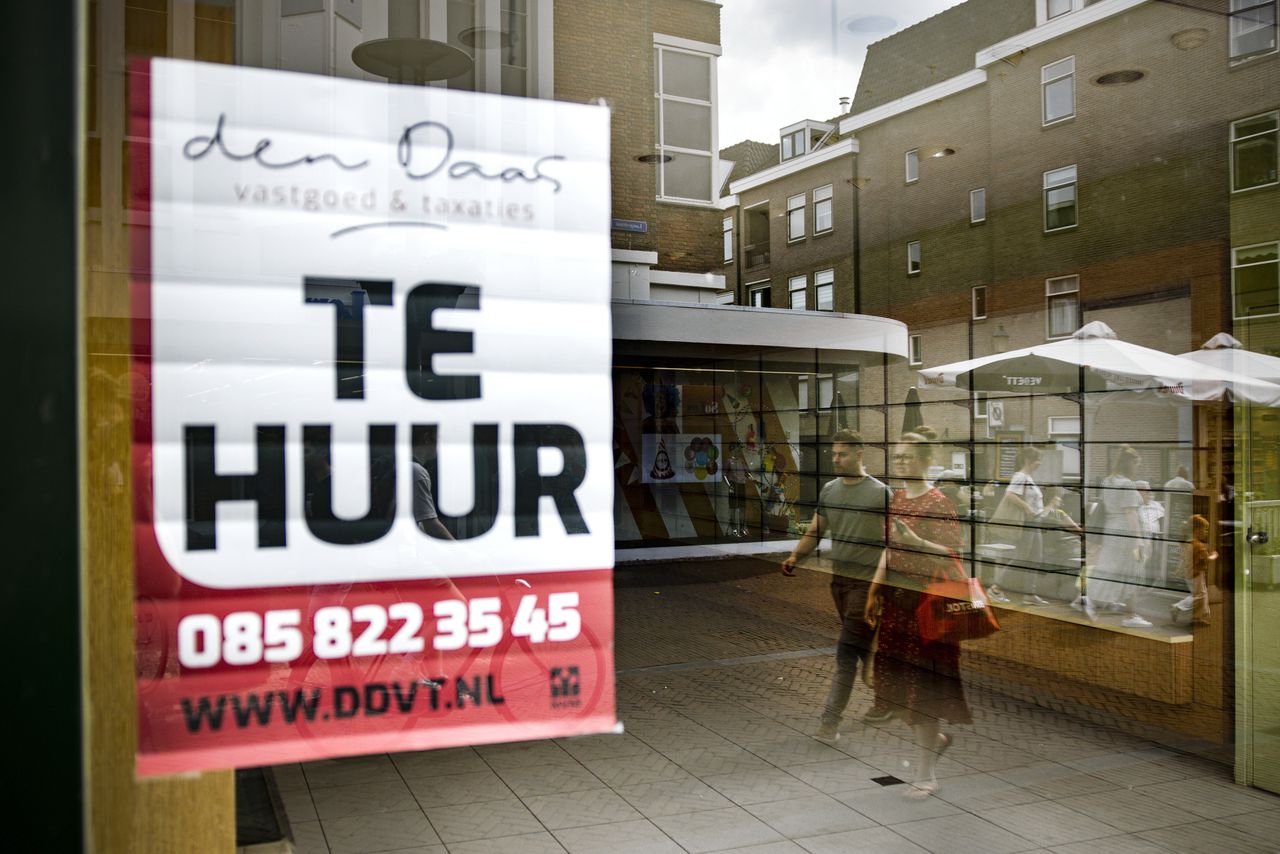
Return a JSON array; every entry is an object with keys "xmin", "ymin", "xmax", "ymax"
[
  {"xmin": 865, "ymin": 427, "xmax": 971, "ymax": 798},
  {"xmin": 1083, "ymin": 445, "xmax": 1151, "ymax": 627}
]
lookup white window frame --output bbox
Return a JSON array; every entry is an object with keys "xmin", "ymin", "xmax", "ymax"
[
  {"xmin": 905, "ymin": 148, "xmax": 919, "ymax": 183},
  {"xmin": 907, "ymin": 241, "xmax": 921, "ymax": 275},
  {"xmin": 1047, "ymin": 415, "xmax": 1082, "ymax": 480},
  {"xmin": 1232, "ymin": 242, "xmax": 1280, "ymax": 320},
  {"xmin": 1037, "ymin": 0, "xmax": 1084, "ymax": 26},
  {"xmin": 1044, "ymin": 165, "xmax": 1078, "ymax": 233},
  {"xmin": 781, "ymin": 128, "xmax": 806, "ymax": 162},
  {"xmin": 788, "ymin": 274, "xmax": 807, "ymax": 310},
  {"xmin": 972, "ymin": 285, "xmax": 987, "ymax": 320},
  {"xmin": 653, "ymin": 39, "xmax": 719, "ymax": 205},
  {"xmin": 909, "ymin": 334, "xmax": 923, "ymax": 366},
  {"xmin": 813, "ymin": 184, "xmax": 834, "ymax": 234},
  {"xmin": 787, "ymin": 193, "xmax": 806, "ymax": 242},
  {"xmin": 722, "ymin": 216, "xmax": 734, "ymax": 262},
  {"xmin": 974, "ymin": 391, "xmax": 989, "ymax": 419},
  {"xmin": 1046, "ymin": 275, "xmax": 1080, "ymax": 339},
  {"xmin": 1230, "ymin": 0, "xmax": 1279, "ymax": 63},
  {"xmin": 815, "ymin": 268, "xmax": 834, "ymax": 311},
  {"xmin": 1042, "ymin": 56, "xmax": 1076, "ymax": 126},
  {"xmin": 1231, "ymin": 111, "xmax": 1279, "ymax": 193},
  {"xmin": 747, "ymin": 280, "xmax": 771, "ymax": 308},
  {"xmin": 970, "ymin": 187, "xmax": 986, "ymax": 224}
]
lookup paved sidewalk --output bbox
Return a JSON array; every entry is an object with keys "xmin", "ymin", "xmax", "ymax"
[{"xmin": 271, "ymin": 558, "xmax": 1280, "ymax": 853}]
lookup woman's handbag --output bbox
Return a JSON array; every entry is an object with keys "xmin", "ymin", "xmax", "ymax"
[{"xmin": 917, "ymin": 560, "xmax": 1001, "ymax": 644}]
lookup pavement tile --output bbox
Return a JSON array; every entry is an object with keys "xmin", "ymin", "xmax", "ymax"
[
  {"xmin": 1212, "ymin": 807, "xmax": 1280, "ymax": 842},
  {"xmin": 477, "ymin": 741, "xmax": 578, "ymax": 769},
  {"xmin": 664, "ymin": 744, "xmax": 777, "ymax": 776},
  {"xmin": 891, "ymin": 813, "xmax": 1038, "ymax": 854},
  {"xmin": 555, "ymin": 733, "xmax": 656, "ymax": 762},
  {"xmin": 552, "ymin": 818, "xmax": 684, "ymax": 854},
  {"xmin": 492, "ymin": 762, "xmax": 604, "ymax": 798},
  {"xmin": 782, "ymin": 758, "xmax": 887, "ymax": 794},
  {"xmin": 421, "ymin": 798, "xmax": 543, "ymax": 844},
  {"xmin": 794, "ymin": 825, "xmax": 931, "ymax": 854},
  {"xmin": 522, "ymin": 788, "xmax": 643, "ymax": 829},
  {"xmin": 291, "ymin": 820, "xmax": 329, "ymax": 854},
  {"xmin": 652, "ymin": 805, "xmax": 785, "ymax": 853},
  {"xmin": 445, "ymin": 831, "xmax": 567, "ymax": 854},
  {"xmin": 310, "ymin": 779, "xmax": 418, "ymax": 820},
  {"xmin": 745, "ymin": 794, "xmax": 878, "ymax": 837},
  {"xmin": 976, "ymin": 800, "xmax": 1119, "ymax": 847},
  {"xmin": 278, "ymin": 785, "xmax": 319, "ymax": 823},
  {"xmin": 1047, "ymin": 835, "xmax": 1175, "ymax": 854},
  {"xmin": 701, "ymin": 769, "xmax": 824, "ymax": 805},
  {"xmin": 930, "ymin": 772, "xmax": 1044, "ymax": 811},
  {"xmin": 1135, "ymin": 819, "xmax": 1272, "ymax": 853},
  {"xmin": 405, "ymin": 769, "xmax": 514, "ymax": 807},
  {"xmin": 613, "ymin": 776, "xmax": 735, "ymax": 817},
  {"xmin": 1057, "ymin": 787, "xmax": 1191, "ymax": 833},
  {"xmin": 707, "ymin": 842, "xmax": 810, "ymax": 854},
  {"xmin": 390, "ymin": 748, "xmax": 487, "ymax": 778},
  {"xmin": 580, "ymin": 752, "xmax": 693, "ymax": 787},
  {"xmin": 1135, "ymin": 777, "xmax": 1280, "ymax": 819},
  {"xmin": 272, "ymin": 763, "xmax": 309, "ymax": 791},
  {"xmin": 320, "ymin": 810, "xmax": 441, "ymax": 854},
  {"xmin": 741, "ymin": 735, "xmax": 849, "ymax": 766},
  {"xmin": 833, "ymin": 784, "xmax": 963, "ymax": 825},
  {"xmin": 303, "ymin": 755, "xmax": 402, "ymax": 790},
  {"xmin": 993, "ymin": 763, "xmax": 1118, "ymax": 800}
]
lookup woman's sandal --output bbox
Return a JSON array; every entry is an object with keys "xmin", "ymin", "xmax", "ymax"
[{"xmin": 903, "ymin": 733, "xmax": 951, "ymax": 799}]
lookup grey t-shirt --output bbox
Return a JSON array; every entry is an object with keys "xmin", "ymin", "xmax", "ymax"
[
  {"xmin": 412, "ymin": 461, "xmax": 439, "ymax": 522},
  {"xmin": 817, "ymin": 475, "xmax": 893, "ymax": 579}
]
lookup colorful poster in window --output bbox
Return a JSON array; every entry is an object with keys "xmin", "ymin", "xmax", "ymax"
[
  {"xmin": 130, "ymin": 59, "xmax": 615, "ymax": 776},
  {"xmin": 641, "ymin": 434, "xmax": 723, "ymax": 484}
]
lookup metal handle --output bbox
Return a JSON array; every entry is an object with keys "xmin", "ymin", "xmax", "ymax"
[{"xmin": 1248, "ymin": 527, "xmax": 1269, "ymax": 546}]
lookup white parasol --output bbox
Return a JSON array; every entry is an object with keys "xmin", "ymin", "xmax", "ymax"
[
  {"xmin": 918, "ymin": 321, "xmax": 1280, "ymax": 406},
  {"xmin": 1179, "ymin": 332, "xmax": 1280, "ymax": 385}
]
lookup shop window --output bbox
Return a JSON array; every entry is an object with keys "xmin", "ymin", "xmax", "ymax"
[
  {"xmin": 1042, "ymin": 56, "xmax": 1075, "ymax": 125},
  {"xmin": 654, "ymin": 40, "xmax": 717, "ymax": 203},
  {"xmin": 1044, "ymin": 165, "xmax": 1078, "ymax": 232},
  {"xmin": 789, "ymin": 274, "xmax": 807, "ymax": 309},
  {"xmin": 723, "ymin": 216, "xmax": 734, "ymax": 262},
  {"xmin": 1047, "ymin": 275, "xmax": 1080, "ymax": 338},
  {"xmin": 905, "ymin": 148, "xmax": 919, "ymax": 183},
  {"xmin": 813, "ymin": 184, "xmax": 833, "ymax": 233},
  {"xmin": 970, "ymin": 187, "xmax": 986, "ymax": 223},
  {"xmin": 787, "ymin": 193, "xmax": 805, "ymax": 241},
  {"xmin": 907, "ymin": 241, "xmax": 921, "ymax": 275},
  {"xmin": 972, "ymin": 285, "xmax": 987, "ymax": 320},
  {"xmin": 815, "ymin": 269, "xmax": 834, "ymax": 311},
  {"xmin": 1233, "ymin": 242, "xmax": 1280, "ymax": 320},
  {"xmin": 1232, "ymin": 111, "xmax": 1279, "ymax": 192},
  {"xmin": 909, "ymin": 334, "xmax": 923, "ymax": 366},
  {"xmin": 1230, "ymin": 0, "xmax": 1278, "ymax": 62}
]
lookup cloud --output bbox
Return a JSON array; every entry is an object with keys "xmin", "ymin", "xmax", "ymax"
[{"xmin": 718, "ymin": 0, "xmax": 962, "ymax": 146}]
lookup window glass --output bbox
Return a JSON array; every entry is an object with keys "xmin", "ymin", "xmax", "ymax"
[
  {"xmin": 661, "ymin": 49, "xmax": 711, "ymax": 100},
  {"xmin": 905, "ymin": 148, "xmax": 919, "ymax": 182},
  {"xmin": 970, "ymin": 187, "xmax": 986, "ymax": 223},
  {"xmin": 723, "ymin": 216, "xmax": 733, "ymax": 262},
  {"xmin": 1045, "ymin": 165, "xmax": 1078, "ymax": 230},
  {"xmin": 972, "ymin": 285, "xmax": 987, "ymax": 319},
  {"xmin": 814, "ymin": 184, "xmax": 833, "ymax": 232},
  {"xmin": 908, "ymin": 240, "xmax": 921, "ymax": 273},
  {"xmin": 815, "ymin": 269, "xmax": 834, "ymax": 310},
  {"xmin": 789, "ymin": 274, "xmax": 806, "ymax": 309},
  {"xmin": 1042, "ymin": 56, "xmax": 1075, "ymax": 124},
  {"xmin": 787, "ymin": 193, "xmax": 805, "ymax": 240},
  {"xmin": 1231, "ymin": 0, "xmax": 1278, "ymax": 60},
  {"xmin": 1234, "ymin": 243, "xmax": 1280, "ymax": 318},
  {"xmin": 1233, "ymin": 112, "xmax": 1279, "ymax": 191}
]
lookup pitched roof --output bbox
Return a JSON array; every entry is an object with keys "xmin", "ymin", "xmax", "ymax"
[
  {"xmin": 719, "ymin": 140, "xmax": 780, "ymax": 186},
  {"xmin": 851, "ymin": 0, "xmax": 1036, "ymax": 114}
]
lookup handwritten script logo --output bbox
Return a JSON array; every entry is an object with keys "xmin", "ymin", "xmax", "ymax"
[{"xmin": 183, "ymin": 113, "xmax": 565, "ymax": 193}]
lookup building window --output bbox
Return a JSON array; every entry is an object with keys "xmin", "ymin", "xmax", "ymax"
[
  {"xmin": 781, "ymin": 128, "xmax": 806, "ymax": 161},
  {"xmin": 1233, "ymin": 242, "xmax": 1280, "ymax": 319},
  {"xmin": 907, "ymin": 241, "xmax": 921, "ymax": 274},
  {"xmin": 722, "ymin": 216, "xmax": 734, "ymax": 262},
  {"xmin": 972, "ymin": 286, "xmax": 987, "ymax": 320},
  {"xmin": 1048, "ymin": 415, "xmax": 1082, "ymax": 479},
  {"xmin": 1038, "ymin": 0, "xmax": 1083, "ymax": 25},
  {"xmin": 789, "ymin": 275, "xmax": 807, "ymax": 310},
  {"xmin": 743, "ymin": 202, "xmax": 770, "ymax": 268},
  {"xmin": 1230, "ymin": 1, "xmax": 1278, "ymax": 62},
  {"xmin": 970, "ymin": 188, "xmax": 986, "ymax": 223},
  {"xmin": 909, "ymin": 334, "xmax": 923, "ymax": 366},
  {"xmin": 815, "ymin": 269, "xmax": 834, "ymax": 311},
  {"xmin": 787, "ymin": 193, "xmax": 805, "ymax": 241},
  {"xmin": 654, "ymin": 41, "xmax": 716, "ymax": 203},
  {"xmin": 748, "ymin": 282, "xmax": 771, "ymax": 307},
  {"xmin": 974, "ymin": 391, "xmax": 989, "ymax": 419},
  {"xmin": 1044, "ymin": 165, "xmax": 1078, "ymax": 232},
  {"xmin": 905, "ymin": 149, "xmax": 919, "ymax": 183},
  {"xmin": 1042, "ymin": 56, "xmax": 1075, "ymax": 125},
  {"xmin": 1232, "ymin": 111, "xmax": 1279, "ymax": 192},
  {"xmin": 1047, "ymin": 275, "xmax": 1080, "ymax": 338},
  {"xmin": 813, "ymin": 184, "xmax": 833, "ymax": 234}
]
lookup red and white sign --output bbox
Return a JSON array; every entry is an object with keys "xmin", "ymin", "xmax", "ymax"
[{"xmin": 130, "ymin": 58, "xmax": 615, "ymax": 776}]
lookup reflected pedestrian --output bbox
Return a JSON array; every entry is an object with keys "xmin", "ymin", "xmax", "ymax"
[
  {"xmin": 782, "ymin": 429, "xmax": 894, "ymax": 743},
  {"xmin": 1083, "ymin": 445, "xmax": 1151, "ymax": 627},
  {"xmin": 864, "ymin": 427, "xmax": 971, "ymax": 798},
  {"xmin": 1172, "ymin": 515, "xmax": 1216, "ymax": 625}
]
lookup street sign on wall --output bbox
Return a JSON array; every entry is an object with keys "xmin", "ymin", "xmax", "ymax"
[{"xmin": 130, "ymin": 58, "xmax": 616, "ymax": 776}]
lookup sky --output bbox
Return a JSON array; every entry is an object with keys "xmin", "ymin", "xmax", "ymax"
[{"xmin": 717, "ymin": 0, "xmax": 962, "ymax": 146}]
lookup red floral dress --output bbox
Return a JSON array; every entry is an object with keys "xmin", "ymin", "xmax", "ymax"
[{"xmin": 873, "ymin": 487, "xmax": 973, "ymax": 726}]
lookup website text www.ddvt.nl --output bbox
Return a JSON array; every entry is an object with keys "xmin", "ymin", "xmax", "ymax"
[{"xmin": 180, "ymin": 676, "xmax": 504, "ymax": 732}]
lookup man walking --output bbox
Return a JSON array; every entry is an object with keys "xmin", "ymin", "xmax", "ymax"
[{"xmin": 782, "ymin": 429, "xmax": 894, "ymax": 743}]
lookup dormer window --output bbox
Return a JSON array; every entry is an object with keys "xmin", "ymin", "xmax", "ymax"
[
  {"xmin": 1038, "ymin": 0, "xmax": 1084, "ymax": 25},
  {"xmin": 781, "ymin": 129, "xmax": 806, "ymax": 161},
  {"xmin": 780, "ymin": 121, "xmax": 835, "ymax": 162}
]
